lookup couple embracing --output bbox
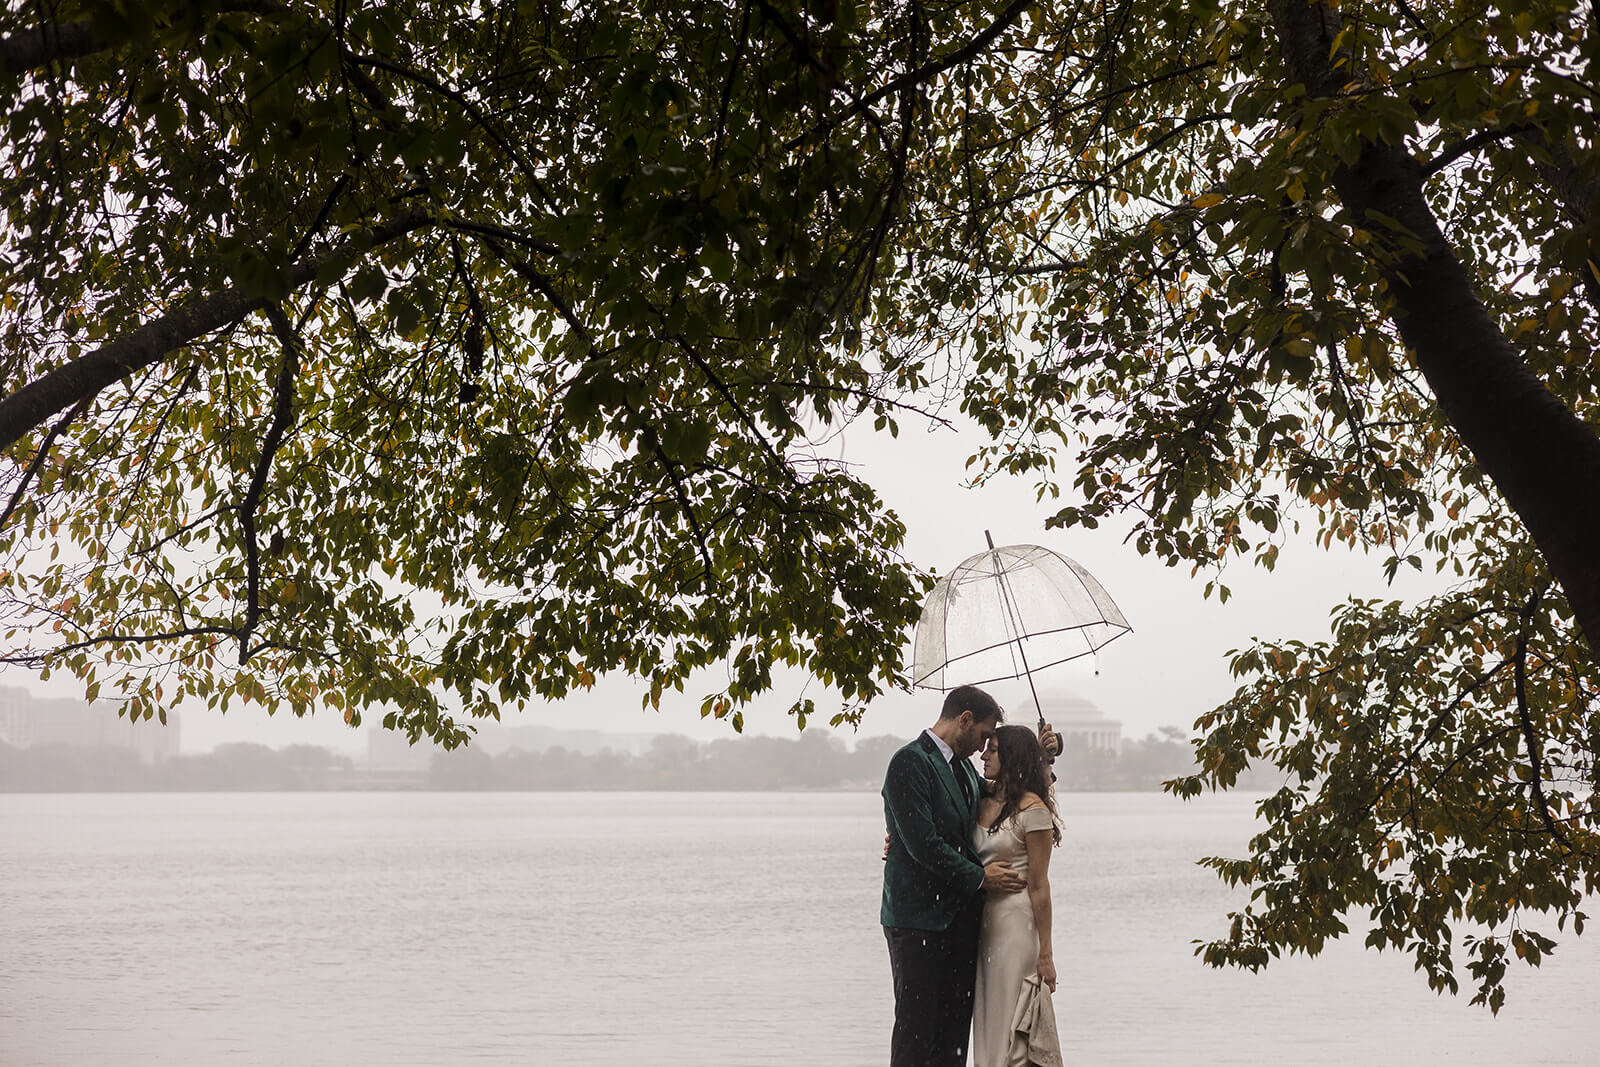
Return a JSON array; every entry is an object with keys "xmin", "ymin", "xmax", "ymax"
[{"xmin": 881, "ymin": 684, "xmax": 1063, "ymax": 1067}]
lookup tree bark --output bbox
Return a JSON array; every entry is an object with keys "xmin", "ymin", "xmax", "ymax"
[
  {"xmin": 0, "ymin": 209, "xmax": 434, "ymax": 455},
  {"xmin": 1269, "ymin": 0, "xmax": 1600, "ymax": 659},
  {"xmin": 0, "ymin": 21, "xmax": 105, "ymax": 77},
  {"xmin": 1, "ymin": 3, "xmax": 290, "ymax": 78}
]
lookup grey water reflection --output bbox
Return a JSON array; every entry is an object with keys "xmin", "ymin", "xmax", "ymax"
[{"xmin": 2, "ymin": 791, "xmax": 1595, "ymax": 1066}]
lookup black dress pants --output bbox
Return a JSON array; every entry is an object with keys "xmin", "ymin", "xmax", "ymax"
[{"xmin": 883, "ymin": 895, "xmax": 983, "ymax": 1067}]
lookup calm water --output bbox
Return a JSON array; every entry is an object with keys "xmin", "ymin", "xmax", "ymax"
[{"xmin": 2, "ymin": 791, "xmax": 1595, "ymax": 1065}]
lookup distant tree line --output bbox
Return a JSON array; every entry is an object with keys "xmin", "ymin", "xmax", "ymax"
[
  {"xmin": 428, "ymin": 729, "xmax": 1282, "ymax": 792},
  {"xmin": 1, "ymin": 729, "xmax": 1282, "ymax": 792},
  {"xmin": 1053, "ymin": 727, "xmax": 1280, "ymax": 792},
  {"xmin": 430, "ymin": 731, "xmax": 898, "ymax": 791},
  {"xmin": 0, "ymin": 741, "xmax": 354, "ymax": 791}
]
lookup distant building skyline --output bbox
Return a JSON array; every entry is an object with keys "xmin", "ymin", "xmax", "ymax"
[{"xmin": 0, "ymin": 685, "xmax": 179, "ymax": 763}]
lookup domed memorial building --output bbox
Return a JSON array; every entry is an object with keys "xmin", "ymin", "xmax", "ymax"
[{"xmin": 1003, "ymin": 680, "xmax": 1121, "ymax": 753}]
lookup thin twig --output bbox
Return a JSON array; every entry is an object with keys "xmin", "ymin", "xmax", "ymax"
[
  {"xmin": 1420, "ymin": 125, "xmax": 1529, "ymax": 178},
  {"xmin": 0, "ymin": 396, "xmax": 90, "ymax": 529},
  {"xmin": 711, "ymin": 0, "xmax": 754, "ymax": 172},
  {"xmin": 782, "ymin": 0, "xmax": 1035, "ymax": 152}
]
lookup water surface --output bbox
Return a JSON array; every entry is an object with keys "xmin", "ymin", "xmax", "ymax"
[{"xmin": 2, "ymin": 791, "xmax": 1594, "ymax": 1065}]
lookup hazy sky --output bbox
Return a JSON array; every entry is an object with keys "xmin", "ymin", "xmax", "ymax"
[{"xmin": 7, "ymin": 413, "xmax": 1444, "ymax": 755}]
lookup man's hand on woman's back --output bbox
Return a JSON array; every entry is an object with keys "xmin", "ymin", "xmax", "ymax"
[{"xmin": 981, "ymin": 861, "xmax": 1026, "ymax": 893}]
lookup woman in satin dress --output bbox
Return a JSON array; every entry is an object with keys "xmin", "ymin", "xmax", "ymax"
[{"xmin": 971, "ymin": 724, "xmax": 1061, "ymax": 1066}]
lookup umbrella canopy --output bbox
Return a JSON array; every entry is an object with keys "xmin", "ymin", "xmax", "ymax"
[{"xmin": 912, "ymin": 541, "xmax": 1131, "ymax": 697}]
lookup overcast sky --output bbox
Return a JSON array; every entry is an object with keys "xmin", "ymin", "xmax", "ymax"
[{"xmin": 6, "ymin": 412, "xmax": 1445, "ymax": 755}]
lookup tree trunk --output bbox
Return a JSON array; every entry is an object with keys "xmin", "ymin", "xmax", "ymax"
[{"xmin": 1269, "ymin": 0, "xmax": 1600, "ymax": 661}]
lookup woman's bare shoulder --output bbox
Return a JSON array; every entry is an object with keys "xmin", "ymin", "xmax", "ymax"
[{"xmin": 1017, "ymin": 792, "xmax": 1046, "ymax": 810}]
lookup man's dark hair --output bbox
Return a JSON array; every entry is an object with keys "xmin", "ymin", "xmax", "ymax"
[{"xmin": 940, "ymin": 684, "xmax": 1003, "ymax": 723}]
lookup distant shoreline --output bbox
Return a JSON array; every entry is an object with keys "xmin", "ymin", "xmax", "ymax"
[{"xmin": 2, "ymin": 730, "xmax": 1273, "ymax": 793}]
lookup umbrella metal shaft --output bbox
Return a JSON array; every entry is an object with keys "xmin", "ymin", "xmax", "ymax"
[{"xmin": 986, "ymin": 530, "xmax": 1047, "ymax": 732}]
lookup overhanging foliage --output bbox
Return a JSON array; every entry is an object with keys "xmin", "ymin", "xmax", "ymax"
[{"xmin": 5, "ymin": 0, "xmax": 1600, "ymax": 1008}]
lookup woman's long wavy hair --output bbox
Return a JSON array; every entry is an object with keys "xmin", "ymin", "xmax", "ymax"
[{"xmin": 985, "ymin": 724, "xmax": 1061, "ymax": 845}]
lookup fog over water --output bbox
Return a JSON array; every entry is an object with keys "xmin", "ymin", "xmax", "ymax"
[{"xmin": 4, "ymin": 791, "xmax": 1594, "ymax": 1066}]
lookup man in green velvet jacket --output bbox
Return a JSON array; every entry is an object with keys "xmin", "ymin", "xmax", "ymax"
[{"xmin": 880, "ymin": 684, "xmax": 1026, "ymax": 1067}]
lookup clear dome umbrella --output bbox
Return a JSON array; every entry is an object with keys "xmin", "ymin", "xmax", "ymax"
[{"xmin": 912, "ymin": 532, "xmax": 1132, "ymax": 729}]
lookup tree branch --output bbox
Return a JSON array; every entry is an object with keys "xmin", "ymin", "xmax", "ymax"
[
  {"xmin": 667, "ymin": 335, "xmax": 792, "ymax": 482},
  {"xmin": 0, "ymin": 396, "xmax": 90, "ymax": 529},
  {"xmin": 1512, "ymin": 583, "xmax": 1574, "ymax": 851},
  {"xmin": 0, "ymin": 208, "xmax": 434, "ymax": 456},
  {"xmin": 1420, "ymin": 125, "xmax": 1529, "ymax": 178},
  {"xmin": 0, "ymin": 2, "xmax": 289, "ymax": 78},
  {"xmin": 0, "ymin": 20, "xmax": 105, "ymax": 77},
  {"xmin": 289, "ymin": 175, "xmax": 352, "ymax": 262},
  {"xmin": 235, "ymin": 306, "xmax": 302, "ymax": 664},
  {"xmin": 1365, "ymin": 653, "xmax": 1516, "ymax": 828},
  {"xmin": 0, "ymin": 627, "xmax": 240, "ymax": 667},
  {"xmin": 1269, "ymin": 0, "xmax": 1600, "ymax": 663},
  {"xmin": 347, "ymin": 51, "xmax": 557, "ymax": 210},
  {"xmin": 480, "ymin": 240, "xmax": 718, "ymax": 588},
  {"xmin": 784, "ymin": 0, "xmax": 1035, "ymax": 151},
  {"xmin": 1007, "ymin": 257, "xmax": 1090, "ymax": 276},
  {"xmin": 711, "ymin": 0, "xmax": 755, "ymax": 172},
  {"xmin": 440, "ymin": 217, "xmax": 560, "ymax": 256}
]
